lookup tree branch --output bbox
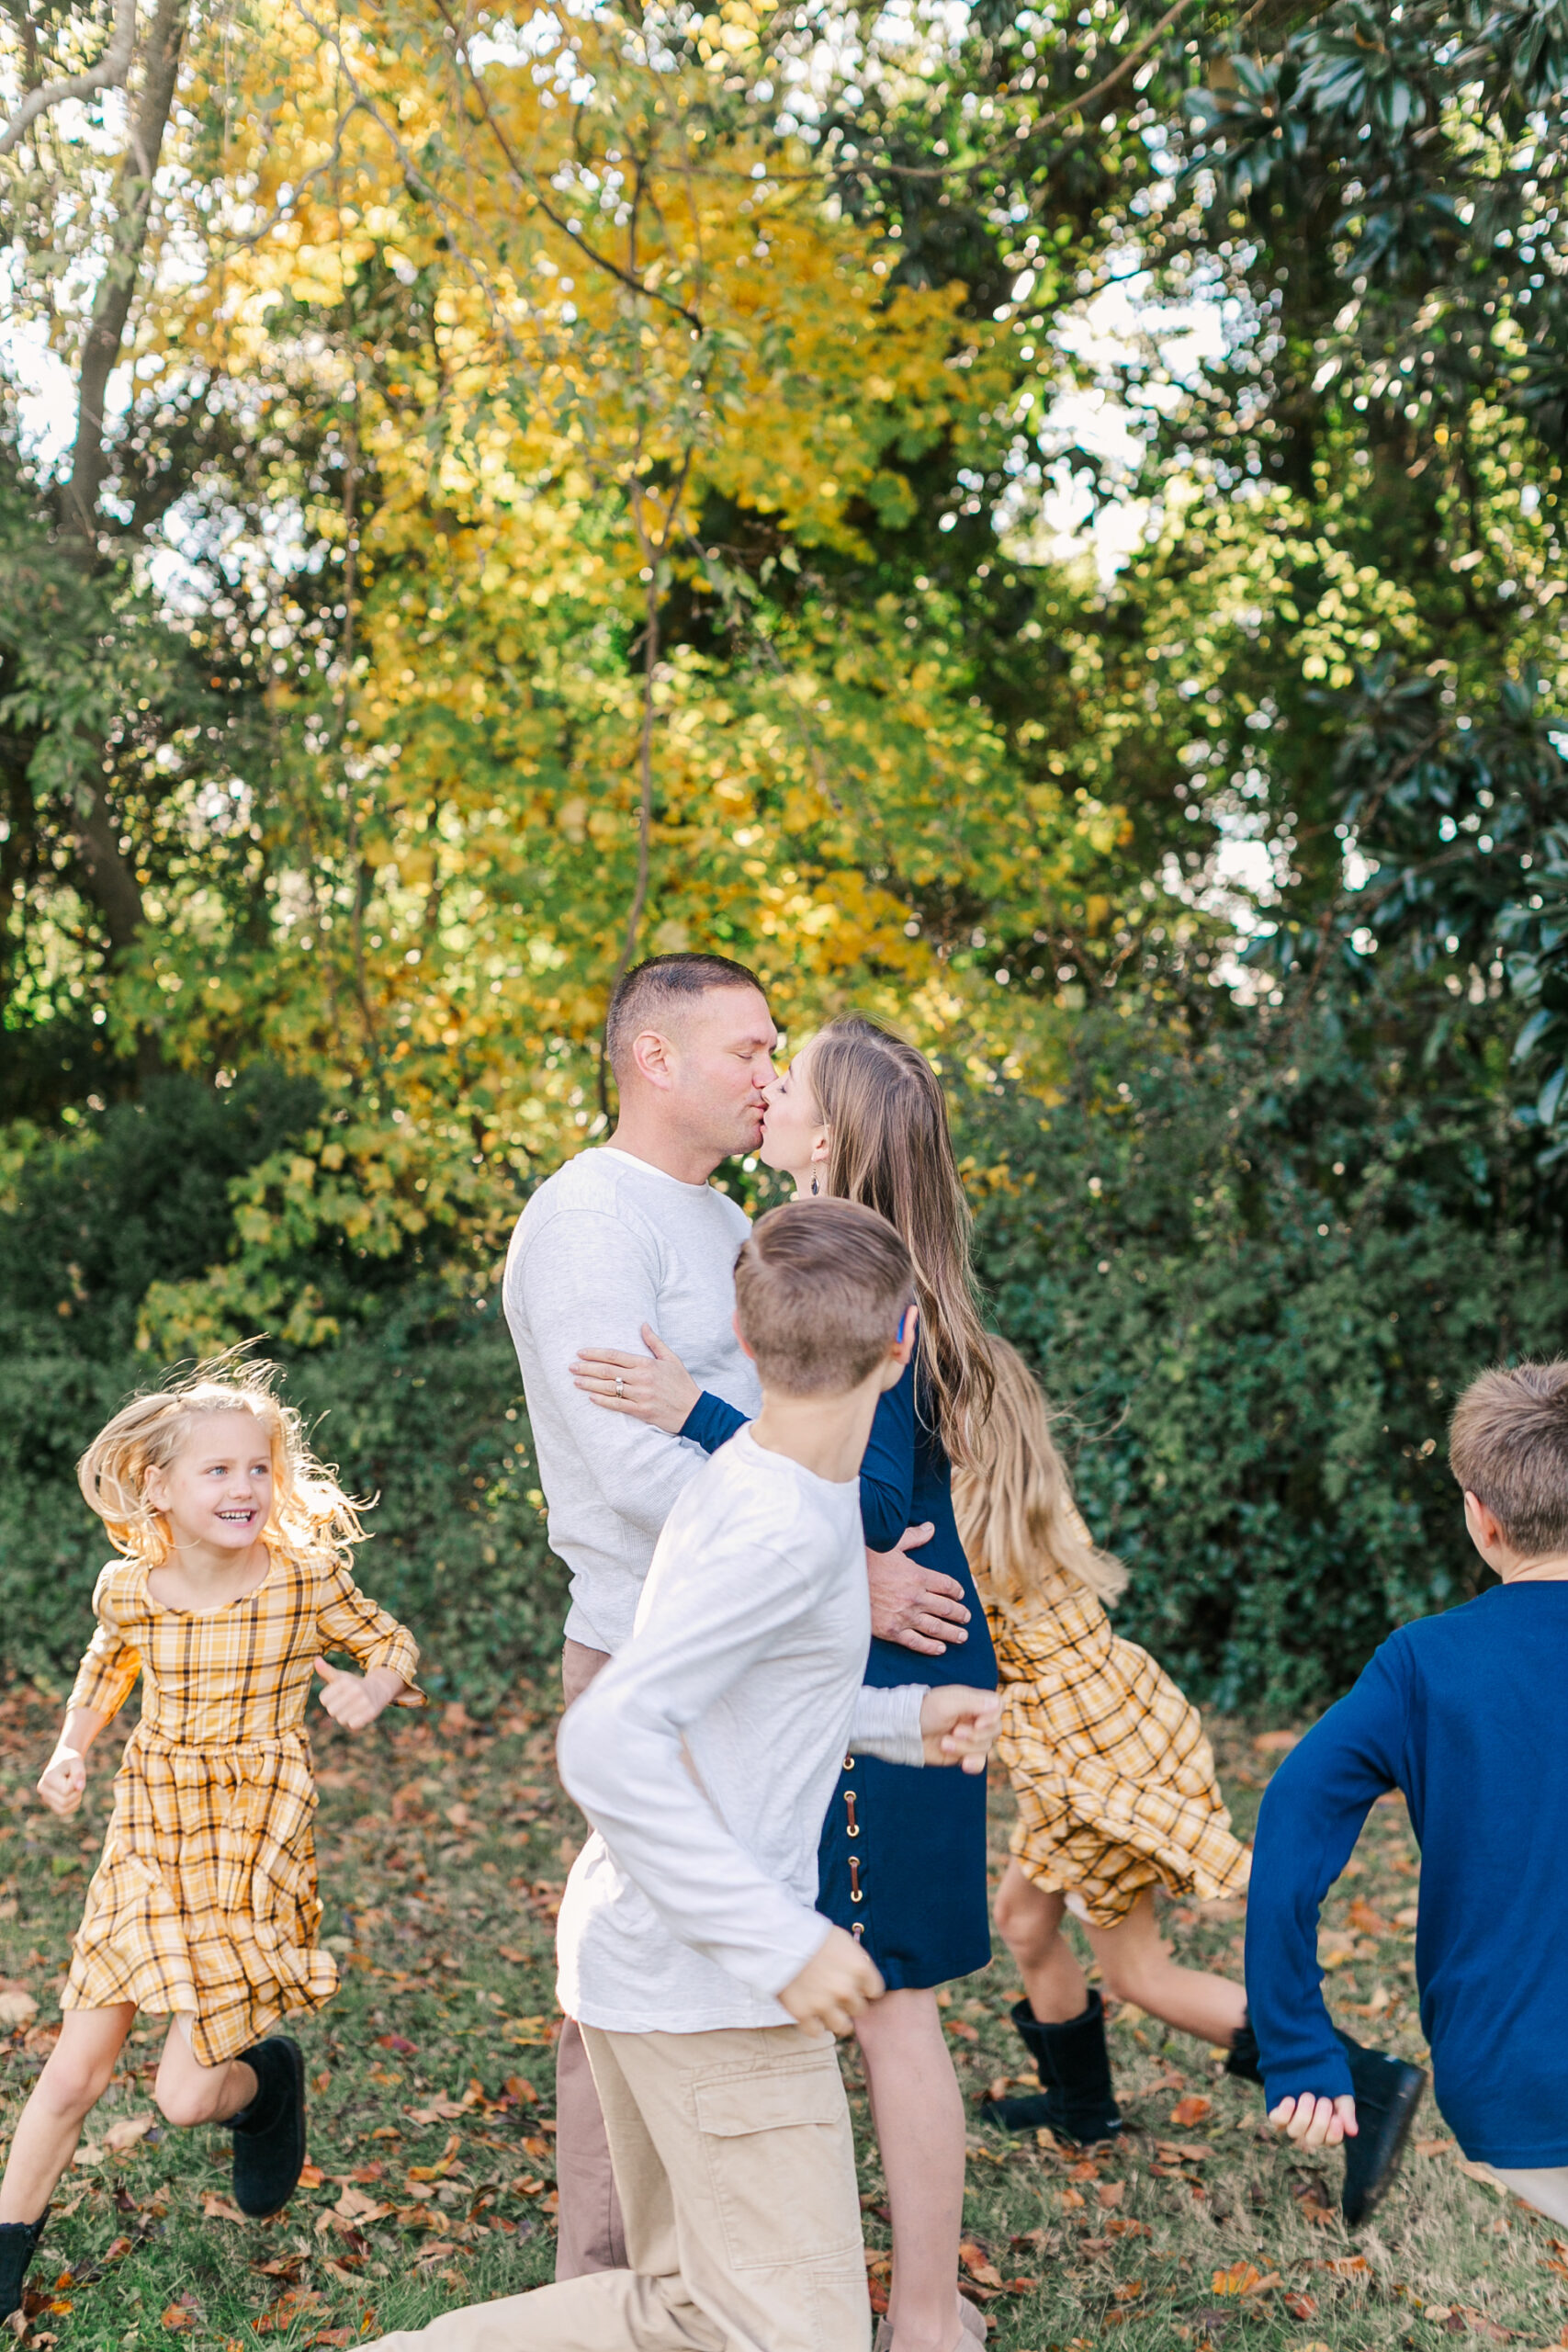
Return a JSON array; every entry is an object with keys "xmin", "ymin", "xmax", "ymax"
[
  {"xmin": 0, "ymin": 0, "xmax": 135, "ymax": 155},
  {"xmin": 61, "ymin": 0, "xmax": 186, "ymax": 558}
]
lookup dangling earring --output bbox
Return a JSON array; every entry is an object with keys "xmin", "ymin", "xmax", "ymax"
[{"xmin": 810, "ymin": 1174, "xmax": 819, "ymax": 1196}]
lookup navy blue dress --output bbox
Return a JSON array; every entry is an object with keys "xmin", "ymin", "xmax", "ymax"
[{"xmin": 681, "ymin": 1356, "xmax": 997, "ymax": 1989}]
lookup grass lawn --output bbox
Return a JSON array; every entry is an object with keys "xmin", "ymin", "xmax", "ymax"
[{"xmin": 2, "ymin": 1680, "xmax": 1561, "ymax": 2352}]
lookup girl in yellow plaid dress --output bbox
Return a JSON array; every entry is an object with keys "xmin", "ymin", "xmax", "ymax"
[
  {"xmin": 953, "ymin": 1340, "xmax": 1254, "ymax": 2145},
  {"xmin": 0, "ymin": 1359, "xmax": 422, "ymax": 2320}
]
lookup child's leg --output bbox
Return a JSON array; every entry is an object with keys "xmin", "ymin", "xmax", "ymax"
[
  {"xmin": 993, "ymin": 1863, "xmax": 1089, "ymax": 2022},
  {"xmin": 1082, "ymin": 1889, "xmax": 1247, "ymax": 2044},
  {"xmin": 1485, "ymin": 2168, "xmax": 1568, "ymax": 2226},
  {"xmin": 152, "ymin": 2019, "xmax": 258, "ymax": 2128},
  {"xmin": 854, "ymin": 1987, "xmax": 969, "ymax": 2352},
  {"xmin": 0, "ymin": 2006, "xmax": 134, "ymax": 2222}
]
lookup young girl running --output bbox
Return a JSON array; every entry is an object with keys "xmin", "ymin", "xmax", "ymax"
[
  {"xmin": 0, "ymin": 1359, "xmax": 423, "ymax": 2323},
  {"xmin": 952, "ymin": 1339, "xmax": 1423, "ymax": 2226}
]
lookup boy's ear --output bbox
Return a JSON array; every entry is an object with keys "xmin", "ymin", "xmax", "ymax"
[
  {"xmin": 732, "ymin": 1306, "xmax": 757, "ymax": 1364},
  {"xmin": 1463, "ymin": 1487, "xmax": 1503, "ymax": 1556}
]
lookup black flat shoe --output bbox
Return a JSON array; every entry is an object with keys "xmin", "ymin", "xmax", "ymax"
[{"xmin": 230, "ymin": 2036, "xmax": 307, "ymax": 2218}]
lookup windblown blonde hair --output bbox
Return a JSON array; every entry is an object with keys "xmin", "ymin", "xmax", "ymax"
[
  {"xmin": 953, "ymin": 1337, "xmax": 1127, "ymax": 1615},
  {"xmin": 77, "ymin": 1350, "xmax": 368, "ymax": 1569},
  {"xmin": 807, "ymin": 1013, "xmax": 994, "ymax": 1466}
]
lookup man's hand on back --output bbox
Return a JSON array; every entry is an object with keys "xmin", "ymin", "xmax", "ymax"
[{"xmin": 867, "ymin": 1522, "xmax": 970, "ymax": 1656}]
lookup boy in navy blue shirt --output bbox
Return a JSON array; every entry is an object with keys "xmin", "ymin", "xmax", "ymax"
[{"xmin": 1247, "ymin": 1360, "xmax": 1568, "ymax": 2227}]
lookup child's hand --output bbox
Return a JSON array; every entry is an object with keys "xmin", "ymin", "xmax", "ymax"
[
  {"xmin": 313, "ymin": 1659, "xmax": 403, "ymax": 1731},
  {"xmin": 778, "ymin": 1927, "xmax": 885, "ymax": 2037},
  {"xmin": 919, "ymin": 1686, "xmax": 1002, "ymax": 1773},
  {"xmin": 39, "ymin": 1747, "xmax": 87, "ymax": 1816},
  {"xmin": 1269, "ymin": 2092, "xmax": 1358, "ymax": 2148}
]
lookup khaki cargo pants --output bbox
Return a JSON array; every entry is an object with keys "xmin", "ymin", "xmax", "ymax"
[{"xmin": 363, "ymin": 2021, "xmax": 872, "ymax": 2352}]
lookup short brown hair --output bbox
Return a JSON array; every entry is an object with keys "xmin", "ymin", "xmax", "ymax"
[
  {"xmin": 605, "ymin": 952, "xmax": 767, "ymax": 1076},
  {"xmin": 1449, "ymin": 1361, "xmax": 1568, "ymax": 1555},
  {"xmin": 734, "ymin": 1199, "xmax": 914, "ymax": 1397}
]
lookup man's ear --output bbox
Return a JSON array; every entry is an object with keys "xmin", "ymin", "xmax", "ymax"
[
  {"xmin": 732, "ymin": 1307, "xmax": 757, "ymax": 1363},
  {"xmin": 631, "ymin": 1029, "xmax": 677, "ymax": 1091}
]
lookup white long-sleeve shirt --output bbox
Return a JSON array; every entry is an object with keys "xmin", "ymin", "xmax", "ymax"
[
  {"xmin": 556, "ymin": 1428, "xmax": 926, "ymax": 2033},
  {"xmin": 502, "ymin": 1146, "xmax": 762, "ymax": 1654}
]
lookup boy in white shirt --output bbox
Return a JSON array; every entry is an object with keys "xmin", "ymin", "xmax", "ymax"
[{"xmin": 366, "ymin": 1198, "xmax": 999, "ymax": 2352}]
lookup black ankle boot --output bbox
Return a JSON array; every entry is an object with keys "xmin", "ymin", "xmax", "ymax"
[
  {"xmin": 1224, "ymin": 2013, "xmax": 1425, "ymax": 2225},
  {"xmin": 984, "ymin": 1992, "xmax": 1123, "ymax": 2144},
  {"xmin": 229, "ymin": 2036, "xmax": 307, "ymax": 2218},
  {"xmin": 1337, "ymin": 2032, "xmax": 1427, "ymax": 2226},
  {"xmin": 1225, "ymin": 2018, "xmax": 1264, "ymax": 2085},
  {"xmin": 0, "ymin": 2210, "xmax": 49, "ymax": 2324}
]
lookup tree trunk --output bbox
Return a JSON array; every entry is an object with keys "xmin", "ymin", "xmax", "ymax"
[{"xmin": 58, "ymin": 0, "xmax": 186, "ymax": 999}]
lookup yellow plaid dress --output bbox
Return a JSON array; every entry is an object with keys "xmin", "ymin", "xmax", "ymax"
[
  {"xmin": 989, "ymin": 1574, "xmax": 1250, "ymax": 1929},
  {"xmin": 62, "ymin": 1548, "xmax": 421, "ymax": 2066}
]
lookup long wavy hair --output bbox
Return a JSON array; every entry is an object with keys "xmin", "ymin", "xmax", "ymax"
[
  {"xmin": 808, "ymin": 1014, "xmax": 993, "ymax": 1466},
  {"xmin": 953, "ymin": 1336, "xmax": 1127, "ymax": 1616},
  {"xmin": 78, "ymin": 1350, "xmax": 369, "ymax": 1569}
]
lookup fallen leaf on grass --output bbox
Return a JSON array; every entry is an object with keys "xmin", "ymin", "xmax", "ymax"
[
  {"xmin": 959, "ymin": 2242, "xmax": 1005, "ymax": 2290},
  {"xmin": 160, "ymin": 2299, "xmax": 201, "ymax": 2331},
  {"xmin": 332, "ymin": 2188, "xmax": 391, "ymax": 2224},
  {"xmin": 200, "ymin": 2192, "xmax": 247, "ymax": 2222},
  {"xmin": 1284, "ymin": 2292, "xmax": 1318, "ymax": 2320},
  {"xmin": 1459, "ymin": 2160, "xmax": 1506, "ymax": 2195},
  {"xmin": 102, "ymin": 2113, "xmax": 154, "ymax": 2154},
  {"xmin": 1212, "ymin": 2263, "xmax": 1280, "ymax": 2296},
  {"xmin": 299, "ymin": 2162, "xmax": 325, "ymax": 2188},
  {"xmin": 413, "ymin": 2241, "xmax": 460, "ymax": 2266},
  {"xmin": 376, "ymin": 2035, "xmax": 417, "ymax": 2057},
  {"xmin": 1097, "ymin": 2182, "xmax": 1125, "ymax": 2210},
  {"xmin": 408, "ymin": 2133, "xmax": 463, "ymax": 2183},
  {"xmin": 1170, "ymin": 2096, "xmax": 1213, "ymax": 2128},
  {"xmin": 1416, "ymin": 2138, "xmax": 1455, "ymax": 2158},
  {"xmin": 1323, "ymin": 2255, "xmax": 1370, "ymax": 2277},
  {"xmin": 0, "ymin": 1984, "xmax": 39, "ymax": 2030},
  {"xmin": 503, "ymin": 2075, "xmax": 538, "ymax": 2104},
  {"xmin": 73, "ymin": 2143, "xmax": 103, "ymax": 2166}
]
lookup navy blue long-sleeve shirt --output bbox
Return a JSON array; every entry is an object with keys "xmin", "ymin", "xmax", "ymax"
[
  {"xmin": 1246, "ymin": 1579, "xmax": 1568, "ymax": 2167},
  {"xmin": 682, "ymin": 1364, "xmax": 939, "ymax": 1566}
]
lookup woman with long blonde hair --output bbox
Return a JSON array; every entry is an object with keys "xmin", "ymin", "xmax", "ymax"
[
  {"xmin": 573, "ymin": 1014, "xmax": 998, "ymax": 2352},
  {"xmin": 954, "ymin": 1340, "xmax": 1420, "ymax": 2228}
]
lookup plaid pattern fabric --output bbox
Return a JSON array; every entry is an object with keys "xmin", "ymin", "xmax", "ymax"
[
  {"xmin": 989, "ymin": 1574, "xmax": 1250, "ymax": 1929},
  {"xmin": 62, "ymin": 1550, "xmax": 421, "ymax": 2065}
]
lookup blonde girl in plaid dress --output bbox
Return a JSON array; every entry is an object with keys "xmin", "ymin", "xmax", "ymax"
[
  {"xmin": 953, "ymin": 1339, "xmax": 1256, "ymax": 2145},
  {"xmin": 955, "ymin": 1342, "xmax": 1419, "ymax": 2210},
  {"xmin": 0, "ymin": 1359, "xmax": 421, "ymax": 2321}
]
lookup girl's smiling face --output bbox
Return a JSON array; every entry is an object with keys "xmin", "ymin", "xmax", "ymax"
[
  {"xmin": 760, "ymin": 1035, "xmax": 830, "ymax": 1190},
  {"xmin": 143, "ymin": 1410, "xmax": 276, "ymax": 1555}
]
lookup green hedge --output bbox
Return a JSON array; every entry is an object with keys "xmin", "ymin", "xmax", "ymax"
[
  {"xmin": 0, "ymin": 1073, "xmax": 564, "ymax": 1709},
  {"xmin": 3, "ymin": 1003, "xmax": 1562, "ymax": 1713},
  {"xmin": 962, "ymin": 1004, "xmax": 1566, "ymax": 1711}
]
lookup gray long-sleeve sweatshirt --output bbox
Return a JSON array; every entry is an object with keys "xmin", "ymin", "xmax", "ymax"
[{"xmin": 502, "ymin": 1145, "xmax": 762, "ymax": 1653}]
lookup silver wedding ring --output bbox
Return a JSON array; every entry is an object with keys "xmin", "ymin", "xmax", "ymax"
[{"xmin": 615, "ymin": 1376, "xmax": 626, "ymax": 1398}]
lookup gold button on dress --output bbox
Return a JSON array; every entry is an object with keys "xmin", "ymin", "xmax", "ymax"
[{"xmin": 61, "ymin": 1550, "xmax": 422, "ymax": 2067}]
